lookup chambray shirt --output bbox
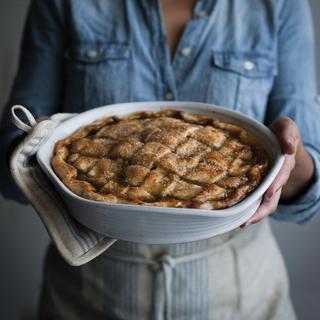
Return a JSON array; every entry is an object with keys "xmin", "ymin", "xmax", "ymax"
[{"xmin": 1, "ymin": 0, "xmax": 320, "ymax": 224}]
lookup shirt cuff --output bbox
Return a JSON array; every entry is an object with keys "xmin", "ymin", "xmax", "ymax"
[
  {"xmin": 272, "ymin": 145, "xmax": 320, "ymax": 224},
  {"xmin": 0, "ymin": 124, "xmax": 29, "ymax": 204}
]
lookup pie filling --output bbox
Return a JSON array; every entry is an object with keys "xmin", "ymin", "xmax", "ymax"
[{"xmin": 51, "ymin": 109, "xmax": 269, "ymax": 209}]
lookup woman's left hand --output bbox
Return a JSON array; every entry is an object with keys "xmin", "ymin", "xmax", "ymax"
[{"xmin": 242, "ymin": 117, "xmax": 315, "ymax": 227}]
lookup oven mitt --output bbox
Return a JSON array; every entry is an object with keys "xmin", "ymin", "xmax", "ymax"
[{"xmin": 9, "ymin": 105, "xmax": 117, "ymax": 266}]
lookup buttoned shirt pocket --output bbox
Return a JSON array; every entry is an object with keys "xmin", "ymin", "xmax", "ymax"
[
  {"xmin": 63, "ymin": 42, "xmax": 130, "ymax": 111},
  {"xmin": 208, "ymin": 52, "xmax": 277, "ymax": 122}
]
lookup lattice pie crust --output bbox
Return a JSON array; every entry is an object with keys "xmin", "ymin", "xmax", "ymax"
[{"xmin": 52, "ymin": 109, "xmax": 269, "ymax": 209}]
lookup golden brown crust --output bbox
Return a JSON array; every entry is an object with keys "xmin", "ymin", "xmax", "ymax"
[{"xmin": 51, "ymin": 109, "xmax": 269, "ymax": 209}]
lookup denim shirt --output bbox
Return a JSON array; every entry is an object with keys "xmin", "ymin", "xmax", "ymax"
[{"xmin": 1, "ymin": 0, "xmax": 320, "ymax": 224}]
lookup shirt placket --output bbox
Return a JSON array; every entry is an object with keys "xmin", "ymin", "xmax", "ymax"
[
  {"xmin": 148, "ymin": 0, "xmax": 176, "ymax": 101},
  {"xmin": 147, "ymin": 0, "xmax": 214, "ymax": 101}
]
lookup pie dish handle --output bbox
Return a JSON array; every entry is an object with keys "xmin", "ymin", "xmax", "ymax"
[
  {"xmin": 9, "ymin": 105, "xmax": 117, "ymax": 266},
  {"xmin": 11, "ymin": 104, "xmax": 77, "ymax": 132},
  {"xmin": 11, "ymin": 105, "xmax": 38, "ymax": 133}
]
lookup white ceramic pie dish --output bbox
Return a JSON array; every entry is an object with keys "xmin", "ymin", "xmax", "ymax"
[{"xmin": 37, "ymin": 101, "xmax": 284, "ymax": 244}]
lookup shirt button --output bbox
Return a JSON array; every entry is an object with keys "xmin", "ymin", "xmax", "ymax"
[
  {"xmin": 197, "ymin": 10, "xmax": 207, "ymax": 17},
  {"xmin": 180, "ymin": 47, "xmax": 192, "ymax": 57},
  {"xmin": 165, "ymin": 92, "xmax": 174, "ymax": 100},
  {"xmin": 243, "ymin": 60, "xmax": 255, "ymax": 71},
  {"xmin": 87, "ymin": 49, "xmax": 98, "ymax": 59}
]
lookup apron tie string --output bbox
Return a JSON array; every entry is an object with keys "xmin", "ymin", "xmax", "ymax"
[{"xmin": 153, "ymin": 255, "xmax": 176, "ymax": 320}]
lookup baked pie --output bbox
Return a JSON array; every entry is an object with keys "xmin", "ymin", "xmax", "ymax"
[{"xmin": 52, "ymin": 109, "xmax": 269, "ymax": 209}]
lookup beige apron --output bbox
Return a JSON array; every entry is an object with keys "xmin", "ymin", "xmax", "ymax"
[{"xmin": 38, "ymin": 219, "xmax": 296, "ymax": 320}]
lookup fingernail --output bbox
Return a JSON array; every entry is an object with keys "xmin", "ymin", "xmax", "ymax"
[
  {"xmin": 267, "ymin": 192, "xmax": 273, "ymax": 199},
  {"xmin": 240, "ymin": 221, "xmax": 248, "ymax": 229}
]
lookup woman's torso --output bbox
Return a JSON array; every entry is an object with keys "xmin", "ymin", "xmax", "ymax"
[{"xmin": 39, "ymin": 1, "xmax": 295, "ymax": 319}]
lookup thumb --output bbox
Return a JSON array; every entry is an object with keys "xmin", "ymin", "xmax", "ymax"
[{"xmin": 270, "ymin": 117, "xmax": 299, "ymax": 155}]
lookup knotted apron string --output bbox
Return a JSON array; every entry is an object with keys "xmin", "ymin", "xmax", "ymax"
[{"xmin": 153, "ymin": 255, "xmax": 176, "ymax": 320}]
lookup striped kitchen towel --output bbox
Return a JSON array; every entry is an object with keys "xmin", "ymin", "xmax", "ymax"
[{"xmin": 9, "ymin": 105, "xmax": 117, "ymax": 266}]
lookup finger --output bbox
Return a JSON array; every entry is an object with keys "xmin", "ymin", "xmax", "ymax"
[
  {"xmin": 270, "ymin": 117, "xmax": 299, "ymax": 155},
  {"xmin": 241, "ymin": 188, "xmax": 282, "ymax": 228},
  {"xmin": 244, "ymin": 188, "xmax": 281, "ymax": 226},
  {"xmin": 37, "ymin": 116, "xmax": 49, "ymax": 123},
  {"xmin": 264, "ymin": 154, "xmax": 295, "ymax": 198}
]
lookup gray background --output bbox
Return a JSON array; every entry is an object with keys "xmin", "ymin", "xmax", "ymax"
[{"xmin": 1, "ymin": 1, "xmax": 320, "ymax": 319}]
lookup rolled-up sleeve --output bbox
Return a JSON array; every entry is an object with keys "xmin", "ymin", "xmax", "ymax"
[
  {"xmin": 0, "ymin": 0, "xmax": 65, "ymax": 203},
  {"xmin": 265, "ymin": 0, "xmax": 320, "ymax": 223}
]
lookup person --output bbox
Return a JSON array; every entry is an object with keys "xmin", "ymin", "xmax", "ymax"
[{"xmin": 1, "ymin": 0, "xmax": 320, "ymax": 319}]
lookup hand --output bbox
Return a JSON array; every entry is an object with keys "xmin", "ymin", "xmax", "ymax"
[{"xmin": 241, "ymin": 117, "xmax": 315, "ymax": 228}]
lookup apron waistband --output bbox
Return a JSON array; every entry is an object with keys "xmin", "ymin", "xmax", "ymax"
[{"xmin": 104, "ymin": 222, "xmax": 264, "ymax": 320}]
